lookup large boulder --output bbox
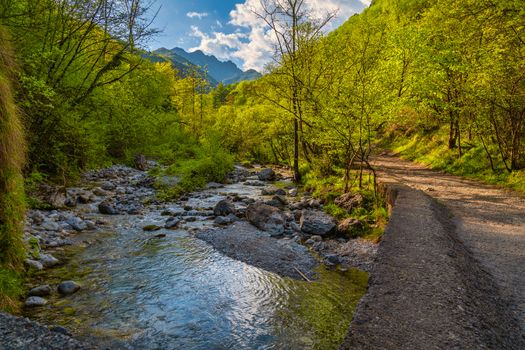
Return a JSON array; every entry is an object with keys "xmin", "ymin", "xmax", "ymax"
[
  {"xmin": 258, "ymin": 168, "xmax": 276, "ymax": 181},
  {"xmin": 300, "ymin": 210, "xmax": 337, "ymax": 236},
  {"xmin": 213, "ymin": 200, "xmax": 236, "ymax": 217},
  {"xmin": 246, "ymin": 202, "xmax": 285, "ymax": 236}
]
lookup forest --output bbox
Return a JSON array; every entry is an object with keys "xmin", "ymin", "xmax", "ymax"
[{"xmin": 0, "ymin": 0, "xmax": 524, "ymax": 324}]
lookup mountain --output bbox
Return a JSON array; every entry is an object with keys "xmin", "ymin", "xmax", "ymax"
[
  {"xmin": 143, "ymin": 49, "xmax": 218, "ymax": 87},
  {"xmin": 149, "ymin": 47, "xmax": 261, "ymax": 86}
]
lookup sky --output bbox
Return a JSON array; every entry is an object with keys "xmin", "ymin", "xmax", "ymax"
[{"xmin": 147, "ymin": 0, "xmax": 371, "ymax": 71}]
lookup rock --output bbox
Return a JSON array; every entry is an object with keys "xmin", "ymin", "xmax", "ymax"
[
  {"xmin": 337, "ymin": 217, "xmax": 362, "ymax": 234},
  {"xmin": 183, "ymin": 205, "xmax": 192, "ymax": 211},
  {"xmin": 98, "ymin": 200, "xmax": 119, "ymax": 215},
  {"xmin": 143, "ymin": 225, "xmax": 161, "ymax": 231},
  {"xmin": 161, "ymin": 210, "xmax": 173, "ymax": 216},
  {"xmin": 64, "ymin": 196, "xmax": 77, "ymax": 207},
  {"xmin": 25, "ymin": 259, "xmax": 43, "ymax": 271},
  {"xmin": 261, "ymin": 188, "xmax": 277, "ymax": 196},
  {"xmin": 92, "ymin": 187, "xmax": 108, "ymax": 196},
  {"xmin": 29, "ymin": 285, "xmax": 52, "ymax": 297},
  {"xmin": 245, "ymin": 180, "xmax": 266, "ymax": 186},
  {"xmin": 246, "ymin": 202, "xmax": 285, "ymax": 236},
  {"xmin": 25, "ymin": 296, "xmax": 47, "ymax": 307},
  {"xmin": 134, "ymin": 154, "xmax": 148, "ymax": 171},
  {"xmin": 39, "ymin": 253, "xmax": 60, "ymax": 268},
  {"xmin": 206, "ymin": 182, "xmax": 224, "ymax": 189},
  {"xmin": 58, "ymin": 281, "xmax": 81, "ymax": 295},
  {"xmin": 101, "ymin": 181, "xmax": 116, "ymax": 191},
  {"xmin": 84, "ymin": 220, "xmax": 97, "ymax": 230},
  {"xmin": 308, "ymin": 199, "xmax": 321, "ymax": 209},
  {"xmin": 41, "ymin": 221, "xmax": 60, "ymax": 232},
  {"xmin": 289, "ymin": 188, "xmax": 298, "ymax": 197},
  {"xmin": 334, "ymin": 193, "xmax": 364, "ymax": 213},
  {"xmin": 214, "ymin": 216, "xmax": 232, "ymax": 225},
  {"xmin": 66, "ymin": 217, "xmax": 87, "ymax": 232},
  {"xmin": 272, "ymin": 195, "xmax": 287, "ymax": 206},
  {"xmin": 77, "ymin": 193, "xmax": 93, "ymax": 204},
  {"xmin": 275, "ymin": 188, "xmax": 287, "ymax": 196},
  {"xmin": 324, "ymin": 254, "xmax": 340, "ymax": 265},
  {"xmin": 258, "ymin": 168, "xmax": 276, "ymax": 181},
  {"xmin": 30, "ymin": 211, "xmax": 45, "ymax": 225},
  {"xmin": 50, "ymin": 326, "xmax": 71, "ymax": 336},
  {"xmin": 154, "ymin": 233, "xmax": 166, "ymax": 238},
  {"xmin": 47, "ymin": 191, "xmax": 67, "ymax": 208},
  {"xmin": 300, "ymin": 210, "xmax": 336, "ymax": 236},
  {"xmin": 164, "ymin": 217, "xmax": 181, "ymax": 229},
  {"xmin": 213, "ymin": 200, "xmax": 236, "ymax": 217}
]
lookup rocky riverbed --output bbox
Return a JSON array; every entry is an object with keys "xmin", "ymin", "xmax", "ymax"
[{"xmin": 7, "ymin": 163, "xmax": 375, "ymax": 349}]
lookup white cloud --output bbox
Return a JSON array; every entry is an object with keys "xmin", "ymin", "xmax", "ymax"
[
  {"xmin": 191, "ymin": 0, "xmax": 369, "ymax": 71},
  {"xmin": 189, "ymin": 26, "xmax": 247, "ymax": 62},
  {"xmin": 186, "ymin": 12, "xmax": 209, "ymax": 19}
]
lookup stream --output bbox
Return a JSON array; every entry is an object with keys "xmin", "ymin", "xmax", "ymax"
[{"xmin": 24, "ymin": 166, "xmax": 368, "ymax": 350}]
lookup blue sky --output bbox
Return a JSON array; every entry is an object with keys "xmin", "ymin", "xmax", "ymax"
[{"xmin": 147, "ymin": 0, "xmax": 370, "ymax": 71}]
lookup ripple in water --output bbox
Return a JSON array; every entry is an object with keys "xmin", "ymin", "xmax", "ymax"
[{"xmin": 28, "ymin": 216, "xmax": 368, "ymax": 350}]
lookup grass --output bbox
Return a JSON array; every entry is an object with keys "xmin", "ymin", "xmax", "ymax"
[
  {"xmin": 389, "ymin": 129, "xmax": 525, "ymax": 194},
  {"xmin": 0, "ymin": 268, "xmax": 23, "ymax": 313}
]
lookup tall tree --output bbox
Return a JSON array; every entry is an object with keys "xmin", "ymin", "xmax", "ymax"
[{"xmin": 255, "ymin": 0, "xmax": 334, "ymax": 181}]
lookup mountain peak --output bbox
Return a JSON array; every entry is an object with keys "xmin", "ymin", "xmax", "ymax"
[{"xmin": 156, "ymin": 47, "xmax": 261, "ymax": 85}]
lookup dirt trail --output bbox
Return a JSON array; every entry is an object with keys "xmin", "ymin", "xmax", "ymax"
[{"xmin": 373, "ymin": 154, "xmax": 525, "ymax": 335}]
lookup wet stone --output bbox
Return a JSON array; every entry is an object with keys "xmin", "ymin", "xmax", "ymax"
[
  {"xmin": 213, "ymin": 200, "xmax": 236, "ymax": 217},
  {"xmin": 39, "ymin": 253, "xmax": 60, "ymax": 268},
  {"xmin": 25, "ymin": 296, "xmax": 48, "ymax": 307},
  {"xmin": 165, "ymin": 217, "xmax": 181, "ymax": 229},
  {"xmin": 29, "ymin": 285, "xmax": 52, "ymax": 297},
  {"xmin": 58, "ymin": 281, "xmax": 81, "ymax": 296}
]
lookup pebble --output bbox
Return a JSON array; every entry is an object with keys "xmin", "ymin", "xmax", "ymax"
[
  {"xmin": 29, "ymin": 285, "xmax": 52, "ymax": 297},
  {"xmin": 25, "ymin": 296, "xmax": 47, "ymax": 307},
  {"xmin": 39, "ymin": 253, "xmax": 60, "ymax": 268},
  {"xmin": 25, "ymin": 259, "xmax": 43, "ymax": 271}
]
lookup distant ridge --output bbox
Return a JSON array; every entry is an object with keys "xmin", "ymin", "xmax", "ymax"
[{"xmin": 146, "ymin": 47, "xmax": 262, "ymax": 86}]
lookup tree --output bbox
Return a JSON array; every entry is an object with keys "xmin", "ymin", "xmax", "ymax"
[{"xmin": 254, "ymin": 0, "xmax": 334, "ymax": 181}]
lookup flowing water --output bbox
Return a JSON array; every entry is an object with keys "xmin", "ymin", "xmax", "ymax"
[{"xmin": 27, "ymin": 183, "xmax": 368, "ymax": 350}]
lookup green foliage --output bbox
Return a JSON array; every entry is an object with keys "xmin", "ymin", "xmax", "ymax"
[
  {"xmin": 0, "ymin": 268, "xmax": 23, "ymax": 313},
  {"xmin": 156, "ymin": 138, "xmax": 234, "ymax": 200},
  {"xmin": 0, "ymin": 26, "xmax": 26, "ymax": 272}
]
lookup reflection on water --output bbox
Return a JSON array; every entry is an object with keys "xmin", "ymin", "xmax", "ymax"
[{"xmin": 28, "ymin": 213, "xmax": 367, "ymax": 350}]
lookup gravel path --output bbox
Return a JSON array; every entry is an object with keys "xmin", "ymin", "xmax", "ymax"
[{"xmin": 372, "ymin": 154, "xmax": 525, "ymax": 336}]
